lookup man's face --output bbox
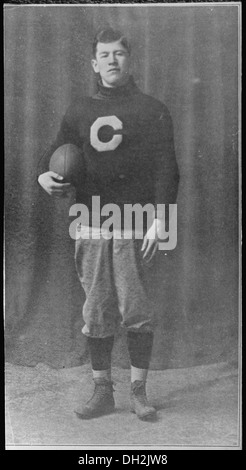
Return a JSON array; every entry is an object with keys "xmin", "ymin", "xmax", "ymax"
[{"xmin": 91, "ymin": 40, "xmax": 131, "ymax": 88}]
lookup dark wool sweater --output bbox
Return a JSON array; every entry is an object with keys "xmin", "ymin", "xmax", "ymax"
[{"xmin": 38, "ymin": 77, "xmax": 179, "ymax": 226}]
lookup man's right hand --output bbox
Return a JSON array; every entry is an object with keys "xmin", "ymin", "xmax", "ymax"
[{"xmin": 38, "ymin": 171, "xmax": 72, "ymax": 197}]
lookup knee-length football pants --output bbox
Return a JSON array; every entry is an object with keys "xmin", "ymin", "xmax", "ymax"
[{"xmin": 75, "ymin": 226, "xmax": 157, "ymax": 338}]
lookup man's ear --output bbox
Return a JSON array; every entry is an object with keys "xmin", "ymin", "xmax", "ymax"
[{"xmin": 91, "ymin": 59, "xmax": 99, "ymax": 73}]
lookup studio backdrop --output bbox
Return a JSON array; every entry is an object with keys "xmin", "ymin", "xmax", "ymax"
[{"xmin": 4, "ymin": 4, "xmax": 239, "ymax": 369}]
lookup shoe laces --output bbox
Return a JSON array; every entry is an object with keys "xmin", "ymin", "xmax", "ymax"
[{"xmin": 131, "ymin": 380, "xmax": 147, "ymax": 396}]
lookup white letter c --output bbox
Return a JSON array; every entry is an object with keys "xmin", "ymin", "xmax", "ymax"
[{"xmin": 90, "ymin": 115, "xmax": 123, "ymax": 152}]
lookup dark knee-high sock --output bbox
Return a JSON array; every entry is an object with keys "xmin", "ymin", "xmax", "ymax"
[
  {"xmin": 127, "ymin": 331, "xmax": 154, "ymax": 371},
  {"xmin": 87, "ymin": 336, "xmax": 114, "ymax": 380}
]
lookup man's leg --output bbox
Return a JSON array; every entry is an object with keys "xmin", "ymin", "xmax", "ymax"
[
  {"xmin": 74, "ymin": 228, "xmax": 119, "ymax": 419},
  {"xmin": 127, "ymin": 331, "xmax": 156, "ymax": 420},
  {"xmin": 127, "ymin": 330, "xmax": 153, "ymax": 382},
  {"xmin": 75, "ymin": 336, "xmax": 115, "ymax": 419},
  {"xmin": 88, "ymin": 336, "xmax": 114, "ymax": 382},
  {"xmin": 112, "ymin": 238, "xmax": 157, "ymax": 420}
]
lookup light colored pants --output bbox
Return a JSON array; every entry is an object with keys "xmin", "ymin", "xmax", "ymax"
[{"xmin": 75, "ymin": 226, "xmax": 157, "ymax": 338}]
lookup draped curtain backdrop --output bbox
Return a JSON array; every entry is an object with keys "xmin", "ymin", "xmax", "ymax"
[{"xmin": 5, "ymin": 5, "xmax": 239, "ymax": 369}]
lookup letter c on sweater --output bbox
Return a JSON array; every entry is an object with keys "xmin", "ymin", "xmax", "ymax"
[{"xmin": 90, "ymin": 115, "xmax": 123, "ymax": 152}]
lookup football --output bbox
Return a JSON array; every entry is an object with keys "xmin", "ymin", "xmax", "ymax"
[{"xmin": 49, "ymin": 143, "xmax": 85, "ymax": 186}]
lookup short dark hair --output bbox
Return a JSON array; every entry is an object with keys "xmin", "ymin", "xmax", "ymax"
[{"xmin": 92, "ymin": 28, "xmax": 131, "ymax": 57}]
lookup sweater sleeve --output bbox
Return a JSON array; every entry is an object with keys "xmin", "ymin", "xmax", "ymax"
[
  {"xmin": 153, "ymin": 105, "xmax": 179, "ymax": 211},
  {"xmin": 37, "ymin": 106, "xmax": 83, "ymax": 179}
]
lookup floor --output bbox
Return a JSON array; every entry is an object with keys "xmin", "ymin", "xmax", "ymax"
[{"xmin": 5, "ymin": 361, "xmax": 240, "ymax": 449}]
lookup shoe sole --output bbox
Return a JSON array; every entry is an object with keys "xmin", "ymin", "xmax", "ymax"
[
  {"xmin": 130, "ymin": 408, "xmax": 157, "ymax": 421},
  {"xmin": 74, "ymin": 406, "xmax": 115, "ymax": 420}
]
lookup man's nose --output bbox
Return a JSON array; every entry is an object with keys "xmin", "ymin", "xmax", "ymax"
[{"xmin": 108, "ymin": 53, "xmax": 118, "ymax": 64}]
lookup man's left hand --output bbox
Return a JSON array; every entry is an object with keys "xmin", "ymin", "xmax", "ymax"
[{"xmin": 141, "ymin": 219, "xmax": 160, "ymax": 262}]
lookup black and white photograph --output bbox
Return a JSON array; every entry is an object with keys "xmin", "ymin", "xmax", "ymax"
[{"xmin": 4, "ymin": 2, "xmax": 241, "ymax": 450}]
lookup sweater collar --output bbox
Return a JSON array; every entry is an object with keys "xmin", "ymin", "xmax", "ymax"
[{"xmin": 94, "ymin": 75, "xmax": 139, "ymax": 100}]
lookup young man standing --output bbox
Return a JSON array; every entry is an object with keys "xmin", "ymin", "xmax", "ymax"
[{"xmin": 38, "ymin": 28, "xmax": 179, "ymax": 421}]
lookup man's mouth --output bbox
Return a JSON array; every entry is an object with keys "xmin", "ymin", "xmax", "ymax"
[{"xmin": 108, "ymin": 68, "xmax": 120, "ymax": 73}]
